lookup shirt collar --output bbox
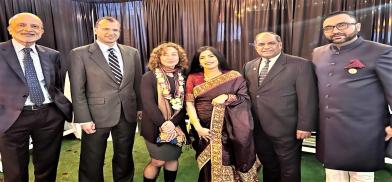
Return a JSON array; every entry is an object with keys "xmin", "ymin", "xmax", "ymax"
[
  {"xmin": 12, "ymin": 39, "xmax": 38, "ymax": 55},
  {"xmin": 96, "ymin": 40, "xmax": 120, "ymax": 54},
  {"xmin": 262, "ymin": 52, "xmax": 281, "ymax": 63}
]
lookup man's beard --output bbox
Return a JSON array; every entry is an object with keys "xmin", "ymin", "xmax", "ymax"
[{"xmin": 327, "ymin": 31, "xmax": 358, "ymax": 44}]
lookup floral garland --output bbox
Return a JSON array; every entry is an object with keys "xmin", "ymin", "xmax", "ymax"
[{"xmin": 155, "ymin": 68, "xmax": 185, "ymax": 110}]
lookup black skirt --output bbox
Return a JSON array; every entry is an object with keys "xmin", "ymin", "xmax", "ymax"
[{"xmin": 144, "ymin": 139, "xmax": 182, "ymax": 161}]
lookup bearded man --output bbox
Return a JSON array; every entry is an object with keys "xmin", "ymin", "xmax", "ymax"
[{"xmin": 312, "ymin": 11, "xmax": 392, "ymax": 182}]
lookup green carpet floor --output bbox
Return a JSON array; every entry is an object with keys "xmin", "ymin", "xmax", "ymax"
[{"xmin": 1, "ymin": 135, "xmax": 392, "ymax": 181}]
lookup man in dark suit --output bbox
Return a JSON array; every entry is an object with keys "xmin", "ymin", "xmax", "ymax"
[
  {"xmin": 243, "ymin": 32, "xmax": 318, "ymax": 182},
  {"xmin": 0, "ymin": 12, "xmax": 72, "ymax": 182},
  {"xmin": 69, "ymin": 16, "xmax": 142, "ymax": 182},
  {"xmin": 313, "ymin": 11, "xmax": 392, "ymax": 182}
]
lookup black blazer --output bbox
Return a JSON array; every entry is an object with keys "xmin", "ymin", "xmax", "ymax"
[
  {"xmin": 0, "ymin": 40, "xmax": 72, "ymax": 132},
  {"xmin": 140, "ymin": 71, "xmax": 186, "ymax": 143},
  {"xmin": 243, "ymin": 53, "xmax": 318, "ymax": 138}
]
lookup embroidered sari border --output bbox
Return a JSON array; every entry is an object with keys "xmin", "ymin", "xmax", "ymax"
[{"xmin": 192, "ymin": 70, "xmax": 241, "ymax": 98}]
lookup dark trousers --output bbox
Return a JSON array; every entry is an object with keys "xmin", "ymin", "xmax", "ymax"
[
  {"xmin": 254, "ymin": 121, "xmax": 303, "ymax": 182},
  {"xmin": 78, "ymin": 110, "xmax": 137, "ymax": 182},
  {"xmin": 0, "ymin": 105, "xmax": 65, "ymax": 182}
]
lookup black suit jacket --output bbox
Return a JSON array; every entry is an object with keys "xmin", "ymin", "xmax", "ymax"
[
  {"xmin": 0, "ymin": 40, "xmax": 72, "ymax": 132},
  {"xmin": 243, "ymin": 53, "xmax": 318, "ymax": 138}
]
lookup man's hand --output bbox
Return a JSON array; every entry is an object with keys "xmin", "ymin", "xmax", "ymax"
[
  {"xmin": 385, "ymin": 126, "xmax": 392, "ymax": 141},
  {"xmin": 81, "ymin": 122, "xmax": 96, "ymax": 134},
  {"xmin": 296, "ymin": 130, "xmax": 311, "ymax": 139},
  {"xmin": 137, "ymin": 111, "xmax": 142, "ymax": 121}
]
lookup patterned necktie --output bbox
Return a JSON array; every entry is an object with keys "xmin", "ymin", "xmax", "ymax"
[
  {"xmin": 22, "ymin": 48, "xmax": 45, "ymax": 105},
  {"xmin": 108, "ymin": 48, "xmax": 122, "ymax": 85},
  {"xmin": 258, "ymin": 59, "xmax": 270, "ymax": 86}
]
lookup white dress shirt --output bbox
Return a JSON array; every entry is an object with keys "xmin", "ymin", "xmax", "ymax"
[
  {"xmin": 258, "ymin": 53, "xmax": 281, "ymax": 74},
  {"xmin": 96, "ymin": 40, "xmax": 124, "ymax": 75},
  {"xmin": 12, "ymin": 39, "xmax": 52, "ymax": 106}
]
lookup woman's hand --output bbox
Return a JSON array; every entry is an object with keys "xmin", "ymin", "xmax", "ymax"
[
  {"xmin": 196, "ymin": 127, "xmax": 212, "ymax": 142},
  {"xmin": 165, "ymin": 130, "xmax": 178, "ymax": 142},
  {"xmin": 161, "ymin": 120, "xmax": 175, "ymax": 133},
  {"xmin": 211, "ymin": 94, "xmax": 228, "ymax": 105}
]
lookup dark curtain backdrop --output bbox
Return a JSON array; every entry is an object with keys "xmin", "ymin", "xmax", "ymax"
[
  {"xmin": 0, "ymin": 0, "xmax": 94, "ymax": 70},
  {"xmin": 1, "ymin": 0, "xmax": 392, "ymax": 72}
]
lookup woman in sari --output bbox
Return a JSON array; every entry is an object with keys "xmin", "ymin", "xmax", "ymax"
[
  {"xmin": 186, "ymin": 46, "xmax": 258, "ymax": 181},
  {"xmin": 141, "ymin": 42, "xmax": 189, "ymax": 182}
]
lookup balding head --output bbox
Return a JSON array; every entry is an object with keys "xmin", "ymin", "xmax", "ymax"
[
  {"xmin": 8, "ymin": 12, "xmax": 44, "ymax": 47},
  {"xmin": 9, "ymin": 12, "xmax": 43, "ymax": 26},
  {"xmin": 253, "ymin": 32, "xmax": 283, "ymax": 59}
]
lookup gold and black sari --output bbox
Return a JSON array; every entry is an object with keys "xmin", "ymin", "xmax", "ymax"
[{"xmin": 186, "ymin": 70, "xmax": 259, "ymax": 182}]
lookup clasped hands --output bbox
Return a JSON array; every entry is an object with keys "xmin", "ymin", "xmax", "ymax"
[{"xmin": 160, "ymin": 120, "xmax": 178, "ymax": 141}]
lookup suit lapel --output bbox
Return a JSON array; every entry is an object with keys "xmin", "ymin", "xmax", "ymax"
[
  {"xmin": 36, "ymin": 45, "xmax": 52, "ymax": 88},
  {"xmin": 118, "ymin": 44, "xmax": 131, "ymax": 88},
  {"xmin": 0, "ymin": 41, "xmax": 26, "ymax": 83},
  {"xmin": 248, "ymin": 58, "xmax": 261, "ymax": 91},
  {"xmin": 89, "ymin": 43, "xmax": 118, "ymax": 85},
  {"xmin": 258, "ymin": 54, "xmax": 286, "ymax": 89}
]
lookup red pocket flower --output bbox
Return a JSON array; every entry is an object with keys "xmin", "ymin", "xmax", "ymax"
[{"xmin": 344, "ymin": 59, "xmax": 365, "ymax": 69}]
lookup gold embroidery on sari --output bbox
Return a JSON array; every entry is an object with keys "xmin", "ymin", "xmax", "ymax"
[
  {"xmin": 210, "ymin": 104, "xmax": 225, "ymax": 182},
  {"xmin": 193, "ymin": 71, "xmax": 241, "ymax": 98},
  {"xmin": 197, "ymin": 145, "xmax": 210, "ymax": 169},
  {"xmin": 194, "ymin": 71, "xmax": 260, "ymax": 181}
]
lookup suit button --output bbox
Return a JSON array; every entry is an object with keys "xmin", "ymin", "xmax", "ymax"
[
  {"xmin": 326, "ymin": 83, "xmax": 331, "ymax": 87},
  {"xmin": 330, "ymin": 62, "xmax": 336, "ymax": 65},
  {"xmin": 326, "ymin": 116, "xmax": 330, "ymax": 120},
  {"xmin": 325, "ymin": 105, "xmax": 329, "ymax": 109},
  {"xmin": 256, "ymin": 95, "xmax": 260, "ymax": 98},
  {"xmin": 325, "ymin": 95, "xmax": 329, "ymax": 98},
  {"xmin": 328, "ymin": 72, "xmax": 333, "ymax": 76}
]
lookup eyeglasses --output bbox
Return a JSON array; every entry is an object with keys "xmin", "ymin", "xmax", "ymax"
[{"xmin": 323, "ymin": 22, "xmax": 357, "ymax": 32}]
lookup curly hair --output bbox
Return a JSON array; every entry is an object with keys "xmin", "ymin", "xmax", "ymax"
[{"xmin": 147, "ymin": 42, "xmax": 189, "ymax": 71}]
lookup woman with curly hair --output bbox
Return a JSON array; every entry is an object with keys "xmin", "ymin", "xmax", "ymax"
[{"xmin": 140, "ymin": 42, "xmax": 189, "ymax": 182}]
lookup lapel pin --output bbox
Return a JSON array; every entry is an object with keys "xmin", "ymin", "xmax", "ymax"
[{"xmin": 348, "ymin": 68, "xmax": 357, "ymax": 74}]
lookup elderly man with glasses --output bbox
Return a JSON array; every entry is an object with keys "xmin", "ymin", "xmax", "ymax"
[{"xmin": 312, "ymin": 11, "xmax": 392, "ymax": 182}]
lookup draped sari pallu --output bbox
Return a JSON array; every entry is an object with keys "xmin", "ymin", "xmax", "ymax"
[{"xmin": 191, "ymin": 71, "xmax": 259, "ymax": 182}]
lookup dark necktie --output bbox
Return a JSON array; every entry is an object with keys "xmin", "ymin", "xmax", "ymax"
[
  {"xmin": 22, "ymin": 48, "xmax": 45, "ymax": 105},
  {"xmin": 108, "ymin": 48, "xmax": 122, "ymax": 85},
  {"xmin": 258, "ymin": 59, "xmax": 270, "ymax": 86}
]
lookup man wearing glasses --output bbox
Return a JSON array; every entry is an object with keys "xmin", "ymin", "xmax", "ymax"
[{"xmin": 313, "ymin": 11, "xmax": 392, "ymax": 182}]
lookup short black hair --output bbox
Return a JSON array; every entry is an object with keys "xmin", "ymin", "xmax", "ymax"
[
  {"xmin": 95, "ymin": 16, "xmax": 120, "ymax": 27},
  {"xmin": 323, "ymin": 11, "xmax": 358, "ymax": 23},
  {"xmin": 188, "ymin": 46, "xmax": 230, "ymax": 74}
]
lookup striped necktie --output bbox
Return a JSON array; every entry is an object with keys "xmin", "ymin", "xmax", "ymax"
[
  {"xmin": 108, "ymin": 48, "xmax": 122, "ymax": 85},
  {"xmin": 22, "ymin": 48, "xmax": 45, "ymax": 105},
  {"xmin": 258, "ymin": 59, "xmax": 270, "ymax": 86}
]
